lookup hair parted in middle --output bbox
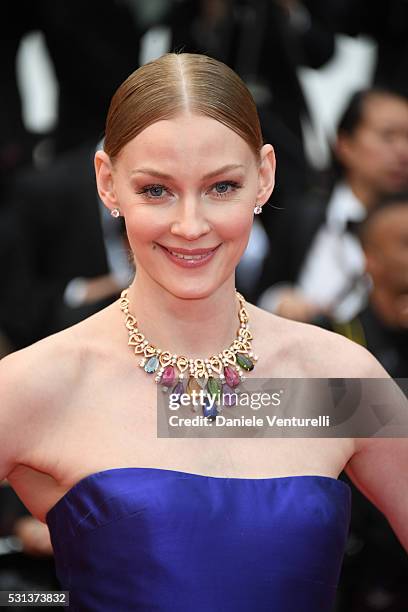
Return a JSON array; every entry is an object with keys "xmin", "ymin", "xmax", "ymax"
[{"xmin": 103, "ymin": 52, "xmax": 264, "ymax": 164}]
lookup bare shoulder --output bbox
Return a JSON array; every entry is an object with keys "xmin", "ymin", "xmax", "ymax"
[
  {"xmin": 0, "ymin": 299, "xmax": 119, "ymax": 391},
  {"xmin": 249, "ymin": 302, "xmax": 389, "ymax": 378},
  {"xmin": 250, "ymin": 304, "xmax": 395, "ymax": 459},
  {"xmin": 291, "ymin": 319, "xmax": 389, "ymax": 378},
  {"xmin": 1, "ymin": 328, "xmax": 81, "ymax": 409},
  {"xmin": 0, "ymin": 306, "xmax": 116, "ymax": 478}
]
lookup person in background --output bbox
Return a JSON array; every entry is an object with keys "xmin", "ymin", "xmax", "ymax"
[
  {"xmin": 258, "ymin": 88, "xmax": 408, "ymax": 324},
  {"xmin": 335, "ymin": 0, "xmax": 408, "ymax": 99},
  {"xmin": 0, "ymin": 143, "xmax": 134, "ymax": 355},
  {"xmin": 324, "ymin": 193, "xmax": 408, "ymax": 611},
  {"xmin": 0, "ymin": 0, "xmax": 143, "ymax": 354},
  {"xmin": 318, "ymin": 192, "xmax": 408, "ymax": 379},
  {"xmin": 1, "ymin": 0, "xmax": 142, "ymax": 158}
]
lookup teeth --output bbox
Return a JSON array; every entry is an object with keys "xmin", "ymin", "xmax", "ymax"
[{"xmin": 170, "ymin": 251, "xmax": 210, "ymax": 260}]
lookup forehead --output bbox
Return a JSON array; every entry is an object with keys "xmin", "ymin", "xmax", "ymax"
[
  {"xmin": 361, "ymin": 94, "xmax": 408, "ymax": 128},
  {"xmin": 117, "ymin": 114, "xmax": 254, "ymax": 170}
]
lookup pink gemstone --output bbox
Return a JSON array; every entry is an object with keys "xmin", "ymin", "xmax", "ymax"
[
  {"xmin": 224, "ymin": 366, "xmax": 240, "ymax": 388},
  {"xmin": 162, "ymin": 365, "xmax": 175, "ymax": 385}
]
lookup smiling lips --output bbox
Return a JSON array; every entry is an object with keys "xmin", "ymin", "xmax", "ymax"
[{"xmin": 156, "ymin": 243, "xmax": 221, "ymax": 265}]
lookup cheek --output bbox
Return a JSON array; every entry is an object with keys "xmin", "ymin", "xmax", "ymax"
[
  {"xmin": 216, "ymin": 207, "xmax": 253, "ymax": 241},
  {"xmin": 359, "ymin": 138, "xmax": 390, "ymax": 170},
  {"xmin": 390, "ymin": 247, "xmax": 408, "ymax": 268},
  {"xmin": 377, "ymin": 245, "xmax": 407, "ymax": 277},
  {"xmin": 125, "ymin": 204, "xmax": 253, "ymax": 242},
  {"xmin": 125, "ymin": 208, "xmax": 168, "ymax": 242}
]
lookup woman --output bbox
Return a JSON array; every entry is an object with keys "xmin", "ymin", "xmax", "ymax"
[{"xmin": 1, "ymin": 52, "xmax": 407, "ymax": 611}]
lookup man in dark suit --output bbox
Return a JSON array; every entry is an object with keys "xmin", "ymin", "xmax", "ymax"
[
  {"xmin": 335, "ymin": 0, "xmax": 408, "ymax": 99},
  {"xmin": 257, "ymin": 88, "xmax": 408, "ymax": 321},
  {"xmin": 317, "ymin": 193, "xmax": 408, "ymax": 378},
  {"xmin": 1, "ymin": 143, "xmax": 132, "ymax": 351},
  {"xmin": 1, "ymin": 0, "xmax": 142, "ymax": 157}
]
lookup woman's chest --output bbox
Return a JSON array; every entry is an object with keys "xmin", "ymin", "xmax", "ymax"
[{"xmin": 12, "ymin": 355, "xmax": 355, "ymax": 521}]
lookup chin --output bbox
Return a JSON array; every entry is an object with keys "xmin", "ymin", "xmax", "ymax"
[{"xmin": 158, "ymin": 279, "xmax": 225, "ymax": 301}]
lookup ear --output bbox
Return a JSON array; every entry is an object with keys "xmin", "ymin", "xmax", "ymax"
[
  {"xmin": 94, "ymin": 150, "xmax": 118, "ymax": 211},
  {"xmin": 335, "ymin": 132, "xmax": 355, "ymax": 172},
  {"xmin": 256, "ymin": 144, "xmax": 276, "ymax": 207},
  {"xmin": 365, "ymin": 248, "xmax": 384, "ymax": 280}
]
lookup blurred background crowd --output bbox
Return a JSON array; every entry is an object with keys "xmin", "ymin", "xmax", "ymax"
[{"xmin": 1, "ymin": 1, "xmax": 407, "ymax": 610}]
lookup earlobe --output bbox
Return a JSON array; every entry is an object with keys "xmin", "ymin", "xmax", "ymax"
[{"xmin": 94, "ymin": 150, "xmax": 117, "ymax": 208}]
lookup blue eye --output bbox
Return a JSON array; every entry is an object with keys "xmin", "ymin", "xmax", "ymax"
[
  {"xmin": 138, "ymin": 184, "xmax": 167, "ymax": 198},
  {"xmin": 213, "ymin": 181, "xmax": 241, "ymax": 197},
  {"xmin": 149, "ymin": 186, "xmax": 164, "ymax": 197},
  {"xmin": 144, "ymin": 185, "xmax": 164, "ymax": 198},
  {"xmin": 136, "ymin": 180, "xmax": 242, "ymax": 201}
]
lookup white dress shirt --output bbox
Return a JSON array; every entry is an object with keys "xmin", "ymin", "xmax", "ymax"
[{"xmin": 258, "ymin": 182, "xmax": 372, "ymax": 322}]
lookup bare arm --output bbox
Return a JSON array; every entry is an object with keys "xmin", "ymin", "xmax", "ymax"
[
  {"xmin": 346, "ymin": 437, "xmax": 408, "ymax": 552},
  {"xmin": 343, "ymin": 346, "xmax": 408, "ymax": 552},
  {"xmin": 0, "ymin": 337, "xmax": 77, "ymax": 483},
  {"xmin": 0, "ymin": 351, "xmax": 34, "ymax": 482}
]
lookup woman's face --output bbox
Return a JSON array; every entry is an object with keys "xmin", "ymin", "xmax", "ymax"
[{"xmin": 96, "ymin": 114, "xmax": 275, "ymax": 299}]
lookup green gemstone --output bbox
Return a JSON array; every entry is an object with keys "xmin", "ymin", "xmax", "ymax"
[
  {"xmin": 236, "ymin": 353, "xmax": 254, "ymax": 371},
  {"xmin": 207, "ymin": 377, "xmax": 221, "ymax": 399}
]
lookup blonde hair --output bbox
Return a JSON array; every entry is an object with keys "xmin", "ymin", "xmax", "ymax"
[{"xmin": 104, "ymin": 52, "xmax": 264, "ymax": 163}]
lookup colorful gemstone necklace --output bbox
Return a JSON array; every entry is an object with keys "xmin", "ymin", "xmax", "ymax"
[{"xmin": 119, "ymin": 287, "xmax": 258, "ymax": 418}]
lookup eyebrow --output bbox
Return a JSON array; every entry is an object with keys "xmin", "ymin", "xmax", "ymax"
[{"xmin": 130, "ymin": 163, "xmax": 245, "ymax": 180}]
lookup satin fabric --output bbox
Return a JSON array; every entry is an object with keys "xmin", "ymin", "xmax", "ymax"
[{"xmin": 46, "ymin": 467, "xmax": 351, "ymax": 611}]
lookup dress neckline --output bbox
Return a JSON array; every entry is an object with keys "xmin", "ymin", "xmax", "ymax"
[{"xmin": 45, "ymin": 466, "xmax": 350, "ymax": 524}]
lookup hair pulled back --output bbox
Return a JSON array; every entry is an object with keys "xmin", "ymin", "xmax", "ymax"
[{"xmin": 104, "ymin": 52, "xmax": 263, "ymax": 163}]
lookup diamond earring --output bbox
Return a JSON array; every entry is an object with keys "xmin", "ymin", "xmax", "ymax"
[
  {"xmin": 254, "ymin": 203, "xmax": 262, "ymax": 215},
  {"xmin": 111, "ymin": 208, "xmax": 121, "ymax": 218}
]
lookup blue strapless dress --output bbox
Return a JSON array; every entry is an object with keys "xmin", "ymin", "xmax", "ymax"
[{"xmin": 45, "ymin": 467, "xmax": 351, "ymax": 611}]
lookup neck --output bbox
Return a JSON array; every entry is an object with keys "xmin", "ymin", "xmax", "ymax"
[
  {"xmin": 124, "ymin": 271, "xmax": 242, "ymax": 359},
  {"xmin": 346, "ymin": 176, "xmax": 378, "ymax": 210}
]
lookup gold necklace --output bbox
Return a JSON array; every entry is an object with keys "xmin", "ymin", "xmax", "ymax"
[{"xmin": 119, "ymin": 287, "xmax": 257, "ymax": 414}]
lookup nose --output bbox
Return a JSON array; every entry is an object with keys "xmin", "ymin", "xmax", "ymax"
[{"xmin": 170, "ymin": 200, "xmax": 211, "ymax": 241}]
